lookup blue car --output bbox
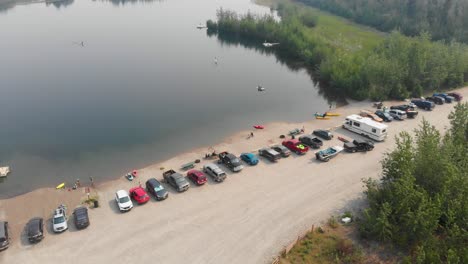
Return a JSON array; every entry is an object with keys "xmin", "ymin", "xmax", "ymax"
[{"xmin": 240, "ymin": 153, "xmax": 259, "ymax": 165}]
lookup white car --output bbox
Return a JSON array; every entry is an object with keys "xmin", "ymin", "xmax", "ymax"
[
  {"xmin": 52, "ymin": 205, "xmax": 68, "ymax": 233},
  {"xmin": 115, "ymin": 190, "xmax": 133, "ymax": 212}
]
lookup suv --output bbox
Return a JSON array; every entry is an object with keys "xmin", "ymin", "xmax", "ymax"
[
  {"xmin": 115, "ymin": 190, "xmax": 133, "ymax": 212},
  {"xmin": 271, "ymin": 145, "xmax": 291, "ymax": 157},
  {"xmin": 258, "ymin": 147, "xmax": 281, "ymax": 162},
  {"xmin": 425, "ymin": 96, "xmax": 445, "ymax": 105},
  {"xmin": 390, "ymin": 105, "xmax": 419, "ymax": 118},
  {"xmin": 343, "ymin": 139, "xmax": 374, "ymax": 152},
  {"xmin": 0, "ymin": 221, "xmax": 10, "ymax": 251},
  {"xmin": 187, "ymin": 170, "xmax": 207, "ymax": 185},
  {"xmin": 218, "ymin": 152, "xmax": 244, "ymax": 172},
  {"xmin": 163, "ymin": 170, "xmax": 190, "ymax": 192},
  {"xmin": 146, "ymin": 178, "xmax": 169, "ymax": 200},
  {"xmin": 433, "ymin": 93, "xmax": 455, "ymax": 103},
  {"xmin": 27, "ymin": 217, "xmax": 44, "ymax": 243},
  {"xmin": 203, "ymin": 163, "xmax": 227, "ymax": 182},
  {"xmin": 374, "ymin": 110, "xmax": 393, "ymax": 122},
  {"xmin": 312, "ymin": 129, "xmax": 333, "ymax": 140},
  {"xmin": 73, "ymin": 207, "xmax": 90, "ymax": 230},
  {"xmin": 411, "ymin": 99, "xmax": 435, "ymax": 110},
  {"xmin": 52, "ymin": 205, "xmax": 68, "ymax": 233},
  {"xmin": 388, "ymin": 109, "xmax": 407, "ymax": 120}
]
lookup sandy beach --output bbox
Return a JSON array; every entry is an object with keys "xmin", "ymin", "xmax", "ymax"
[{"xmin": 0, "ymin": 87, "xmax": 466, "ymax": 264}]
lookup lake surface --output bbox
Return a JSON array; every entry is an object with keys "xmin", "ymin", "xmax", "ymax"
[{"xmin": 0, "ymin": 0, "xmax": 331, "ymax": 197}]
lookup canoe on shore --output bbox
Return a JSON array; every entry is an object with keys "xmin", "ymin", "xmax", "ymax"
[
  {"xmin": 56, "ymin": 182, "xmax": 65, "ymax": 189},
  {"xmin": 253, "ymin": 125, "xmax": 264, "ymax": 129},
  {"xmin": 325, "ymin": 112, "xmax": 340, "ymax": 116},
  {"xmin": 315, "ymin": 116, "xmax": 331, "ymax": 120}
]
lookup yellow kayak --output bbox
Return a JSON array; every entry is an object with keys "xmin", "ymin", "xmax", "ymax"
[
  {"xmin": 325, "ymin": 112, "xmax": 340, "ymax": 116},
  {"xmin": 56, "ymin": 182, "xmax": 65, "ymax": 189},
  {"xmin": 315, "ymin": 116, "xmax": 331, "ymax": 120}
]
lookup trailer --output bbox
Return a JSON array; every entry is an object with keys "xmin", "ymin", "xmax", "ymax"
[{"xmin": 342, "ymin": 114, "xmax": 388, "ymax": 142}]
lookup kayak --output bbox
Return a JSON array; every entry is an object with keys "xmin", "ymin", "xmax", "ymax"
[
  {"xmin": 325, "ymin": 112, "xmax": 340, "ymax": 116},
  {"xmin": 253, "ymin": 125, "xmax": 264, "ymax": 129},
  {"xmin": 56, "ymin": 183, "xmax": 65, "ymax": 189},
  {"xmin": 315, "ymin": 116, "xmax": 331, "ymax": 120}
]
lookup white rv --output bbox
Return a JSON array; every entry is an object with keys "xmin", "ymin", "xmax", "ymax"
[{"xmin": 343, "ymin": 114, "xmax": 388, "ymax": 141}]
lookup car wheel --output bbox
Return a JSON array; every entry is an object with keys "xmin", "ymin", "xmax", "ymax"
[
  {"xmin": 324, "ymin": 158, "xmax": 330, "ymax": 162},
  {"xmin": 352, "ymin": 149, "xmax": 356, "ymax": 153}
]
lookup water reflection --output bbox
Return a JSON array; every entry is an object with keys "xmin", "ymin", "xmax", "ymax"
[
  {"xmin": 0, "ymin": 0, "xmax": 74, "ymax": 12},
  {"xmin": 95, "ymin": 0, "xmax": 163, "ymax": 6},
  {"xmin": 206, "ymin": 30, "xmax": 344, "ymax": 103},
  {"xmin": 46, "ymin": 0, "xmax": 74, "ymax": 9}
]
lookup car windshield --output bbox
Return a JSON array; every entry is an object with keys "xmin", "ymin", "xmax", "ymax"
[
  {"xmin": 154, "ymin": 185, "xmax": 164, "ymax": 192},
  {"xmin": 175, "ymin": 177, "xmax": 186, "ymax": 183},
  {"xmin": 53, "ymin": 216, "xmax": 65, "ymax": 224},
  {"xmin": 119, "ymin": 196, "xmax": 130, "ymax": 203},
  {"xmin": 232, "ymin": 158, "xmax": 240, "ymax": 163}
]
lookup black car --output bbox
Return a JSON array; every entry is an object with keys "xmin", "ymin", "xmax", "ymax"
[
  {"xmin": 390, "ymin": 105, "xmax": 419, "ymax": 118},
  {"xmin": 425, "ymin": 96, "xmax": 445, "ymax": 105},
  {"xmin": 0, "ymin": 221, "xmax": 10, "ymax": 251},
  {"xmin": 299, "ymin": 135, "xmax": 323, "ymax": 149},
  {"xmin": 312, "ymin": 129, "xmax": 333, "ymax": 140},
  {"xmin": 27, "ymin": 217, "xmax": 44, "ymax": 243},
  {"xmin": 343, "ymin": 139, "xmax": 374, "ymax": 152},
  {"xmin": 73, "ymin": 207, "xmax": 90, "ymax": 229},
  {"xmin": 271, "ymin": 145, "xmax": 291, "ymax": 157},
  {"xmin": 146, "ymin": 178, "xmax": 169, "ymax": 200},
  {"xmin": 374, "ymin": 110, "xmax": 393, "ymax": 122},
  {"xmin": 258, "ymin": 148, "xmax": 281, "ymax": 162}
]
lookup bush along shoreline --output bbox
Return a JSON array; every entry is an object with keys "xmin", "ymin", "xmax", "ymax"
[{"xmin": 206, "ymin": 5, "xmax": 468, "ymax": 101}]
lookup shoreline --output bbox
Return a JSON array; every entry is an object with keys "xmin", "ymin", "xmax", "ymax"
[{"xmin": 1, "ymin": 87, "xmax": 466, "ymax": 263}]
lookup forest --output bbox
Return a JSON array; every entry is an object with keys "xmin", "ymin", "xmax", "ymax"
[
  {"xmin": 360, "ymin": 102, "xmax": 468, "ymax": 263},
  {"xmin": 207, "ymin": 4, "xmax": 468, "ymax": 100},
  {"xmin": 297, "ymin": 0, "xmax": 468, "ymax": 43}
]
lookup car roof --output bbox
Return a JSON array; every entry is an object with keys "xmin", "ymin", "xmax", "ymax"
[
  {"xmin": 74, "ymin": 207, "xmax": 87, "ymax": 214},
  {"xmin": 130, "ymin": 187, "xmax": 146, "ymax": 195},
  {"xmin": 147, "ymin": 178, "xmax": 161, "ymax": 186},
  {"xmin": 242, "ymin": 153, "xmax": 254, "ymax": 157},
  {"xmin": 28, "ymin": 218, "xmax": 42, "ymax": 232},
  {"xmin": 116, "ymin": 189, "xmax": 129, "ymax": 198},
  {"xmin": 205, "ymin": 163, "xmax": 219, "ymax": 168},
  {"xmin": 188, "ymin": 169, "xmax": 203, "ymax": 176}
]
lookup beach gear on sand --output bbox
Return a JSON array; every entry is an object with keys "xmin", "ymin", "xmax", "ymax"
[
  {"xmin": 56, "ymin": 182, "xmax": 65, "ymax": 189},
  {"xmin": 315, "ymin": 116, "xmax": 330, "ymax": 120},
  {"xmin": 325, "ymin": 112, "xmax": 340, "ymax": 116}
]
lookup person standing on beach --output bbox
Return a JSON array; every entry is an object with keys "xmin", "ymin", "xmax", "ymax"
[{"xmin": 89, "ymin": 176, "xmax": 94, "ymax": 187}]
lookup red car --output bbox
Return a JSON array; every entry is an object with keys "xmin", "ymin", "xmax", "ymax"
[
  {"xmin": 282, "ymin": 139, "xmax": 309, "ymax": 155},
  {"xmin": 187, "ymin": 170, "xmax": 207, "ymax": 185},
  {"xmin": 129, "ymin": 187, "xmax": 150, "ymax": 204}
]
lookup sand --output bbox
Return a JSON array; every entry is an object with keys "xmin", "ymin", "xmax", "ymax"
[{"xmin": 0, "ymin": 87, "xmax": 466, "ymax": 264}]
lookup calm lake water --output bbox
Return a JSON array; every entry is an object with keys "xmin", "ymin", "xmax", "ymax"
[{"xmin": 0, "ymin": 0, "xmax": 331, "ymax": 197}]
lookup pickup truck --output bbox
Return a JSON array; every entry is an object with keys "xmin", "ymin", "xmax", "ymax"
[
  {"xmin": 411, "ymin": 99, "xmax": 435, "ymax": 111},
  {"xmin": 162, "ymin": 170, "xmax": 190, "ymax": 192},
  {"xmin": 298, "ymin": 135, "xmax": 323, "ymax": 149},
  {"xmin": 433, "ymin": 93, "xmax": 455, "ymax": 103},
  {"xmin": 218, "ymin": 151, "xmax": 244, "ymax": 172},
  {"xmin": 315, "ymin": 146, "xmax": 344, "ymax": 162},
  {"xmin": 343, "ymin": 139, "xmax": 374, "ymax": 153}
]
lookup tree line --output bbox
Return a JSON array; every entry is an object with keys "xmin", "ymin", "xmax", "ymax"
[
  {"xmin": 207, "ymin": 6, "xmax": 468, "ymax": 100},
  {"xmin": 297, "ymin": 0, "xmax": 468, "ymax": 43},
  {"xmin": 360, "ymin": 102, "xmax": 468, "ymax": 263}
]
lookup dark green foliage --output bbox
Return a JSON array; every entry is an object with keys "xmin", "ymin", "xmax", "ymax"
[
  {"xmin": 298, "ymin": 0, "xmax": 468, "ymax": 43},
  {"xmin": 206, "ymin": 6, "xmax": 468, "ymax": 100},
  {"xmin": 360, "ymin": 103, "xmax": 468, "ymax": 262}
]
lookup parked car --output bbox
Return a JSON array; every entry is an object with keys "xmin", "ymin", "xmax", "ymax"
[
  {"xmin": 360, "ymin": 110, "xmax": 383, "ymax": 122},
  {"xmin": 388, "ymin": 109, "xmax": 407, "ymax": 120},
  {"xmin": 283, "ymin": 139, "xmax": 310, "ymax": 154},
  {"xmin": 73, "ymin": 207, "xmax": 90, "ymax": 230},
  {"xmin": 390, "ymin": 105, "xmax": 419, "ymax": 118},
  {"xmin": 203, "ymin": 163, "xmax": 227, "ymax": 182},
  {"xmin": 129, "ymin": 187, "xmax": 150, "ymax": 204},
  {"xmin": 315, "ymin": 146, "xmax": 344, "ymax": 162},
  {"xmin": 312, "ymin": 129, "xmax": 334, "ymax": 140},
  {"xmin": 52, "ymin": 205, "xmax": 68, "ymax": 233},
  {"xmin": 258, "ymin": 147, "xmax": 282, "ymax": 162},
  {"xmin": 298, "ymin": 135, "xmax": 323, "ymax": 149},
  {"xmin": 447, "ymin": 92, "xmax": 463, "ymax": 101},
  {"xmin": 27, "ymin": 217, "xmax": 44, "ymax": 243},
  {"xmin": 187, "ymin": 169, "xmax": 207, "ymax": 185},
  {"xmin": 115, "ymin": 190, "xmax": 133, "ymax": 212},
  {"xmin": 411, "ymin": 99, "xmax": 435, "ymax": 110},
  {"xmin": 163, "ymin": 170, "xmax": 190, "ymax": 192},
  {"xmin": 433, "ymin": 93, "xmax": 455, "ymax": 103},
  {"xmin": 0, "ymin": 221, "xmax": 10, "ymax": 250},
  {"xmin": 240, "ymin": 153, "xmax": 259, "ymax": 165},
  {"xmin": 343, "ymin": 139, "xmax": 374, "ymax": 152},
  {"xmin": 145, "ymin": 178, "xmax": 169, "ymax": 200},
  {"xmin": 425, "ymin": 96, "xmax": 445, "ymax": 105},
  {"xmin": 271, "ymin": 145, "xmax": 291, "ymax": 157},
  {"xmin": 374, "ymin": 110, "xmax": 393, "ymax": 122},
  {"xmin": 218, "ymin": 151, "xmax": 244, "ymax": 172}
]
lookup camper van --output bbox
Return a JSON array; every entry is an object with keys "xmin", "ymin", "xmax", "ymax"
[{"xmin": 343, "ymin": 114, "xmax": 388, "ymax": 142}]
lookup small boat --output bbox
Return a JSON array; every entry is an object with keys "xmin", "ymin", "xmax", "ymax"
[
  {"xmin": 262, "ymin": 41, "xmax": 279, "ymax": 47},
  {"xmin": 125, "ymin": 173, "xmax": 134, "ymax": 181},
  {"xmin": 56, "ymin": 182, "xmax": 65, "ymax": 189},
  {"xmin": 196, "ymin": 23, "xmax": 207, "ymax": 29},
  {"xmin": 0, "ymin": 166, "xmax": 10, "ymax": 178},
  {"xmin": 325, "ymin": 112, "xmax": 340, "ymax": 116},
  {"xmin": 253, "ymin": 125, "xmax": 264, "ymax": 129},
  {"xmin": 257, "ymin": 85, "xmax": 265, "ymax": 92}
]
